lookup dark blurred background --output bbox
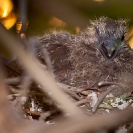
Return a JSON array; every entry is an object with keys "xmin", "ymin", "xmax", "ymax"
[{"xmin": 1, "ymin": 0, "xmax": 133, "ymax": 47}]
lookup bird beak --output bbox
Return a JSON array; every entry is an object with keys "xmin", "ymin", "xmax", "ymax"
[
  {"xmin": 99, "ymin": 42, "xmax": 119, "ymax": 60},
  {"xmin": 107, "ymin": 48, "xmax": 114, "ymax": 57}
]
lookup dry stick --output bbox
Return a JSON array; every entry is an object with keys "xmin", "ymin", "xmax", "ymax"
[
  {"xmin": 98, "ymin": 81, "xmax": 125, "ymax": 89},
  {"xmin": 12, "ymin": 73, "xmax": 32, "ymax": 109},
  {"xmin": 92, "ymin": 86, "xmax": 116, "ymax": 113},
  {"xmin": 0, "ymin": 23, "xmax": 84, "ymax": 118},
  {"xmin": 92, "ymin": 81, "xmax": 126, "ymax": 113},
  {"xmin": 5, "ymin": 77, "xmax": 32, "ymax": 94},
  {"xmin": 11, "ymin": 39, "xmax": 34, "ymax": 108},
  {"xmin": 19, "ymin": 73, "xmax": 32, "ymax": 92},
  {"xmin": 4, "ymin": 64, "xmax": 21, "ymax": 76},
  {"xmin": 27, "ymin": 37, "xmax": 48, "ymax": 71},
  {"xmin": 78, "ymin": 82, "xmax": 97, "ymax": 93},
  {"xmin": 9, "ymin": 88, "xmax": 23, "ymax": 95},
  {"xmin": 39, "ymin": 110, "xmax": 58, "ymax": 121},
  {"xmin": 57, "ymin": 83, "xmax": 82, "ymax": 100},
  {"xmin": 5, "ymin": 77, "xmax": 21, "ymax": 84},
  {"xmin": 75, "ymin": 98, "xmax": 89, "ymax": 106},
  {"xmin": 41, "ymin": 48, "xmax": 54, "ymax": 78}
]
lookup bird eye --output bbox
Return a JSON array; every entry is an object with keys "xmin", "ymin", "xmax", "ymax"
[{"xmin": 121, "ymin": 34, "xmax": 125, "ymax": 41}]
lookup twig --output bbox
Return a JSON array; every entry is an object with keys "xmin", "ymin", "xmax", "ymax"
[
  {"xmin": 41, "ymin": 47, "xmax": 54, "ymax": 78},
  {"xmin": 98, "ymin": 81, "xmax": 125, "ymax": 89},
  {"xmin": 57, "ymin": 83, "xmax": 82, "ymax": 100},
  {"xmin": 39, "ymin": 110, "xmax": 59, "ymax": 121},
  {"xmin": 9, "ymin": 87, "xmax": 23, "ymax": 94},
  {"xmin": 75, "ymin": 98, "xmax": 89, "ymax": 106},
  {"xmin": 4, "ymin": 64, "xmax": 21, "ymax": 76},
  {"xmin": 78, "ymin": 83, "xmax": 97, "ymax": 92},
  {"xmin": 92, "ymin": 86, "xmax": 116, "ymax": 113},
  {"xmin": 19, "ymin": 73, "xmax": 31, "ymax": 92},
  {"xmin": 27, "ymin": 37, "xmax": 54, "ymax": 77},
  {"xmin": 5, "ymin": 77, "xmax": 21, "ymax": 84},
  {"xmin": 13, "ymin": 73, "xmax": 31, "ymax": 104}
]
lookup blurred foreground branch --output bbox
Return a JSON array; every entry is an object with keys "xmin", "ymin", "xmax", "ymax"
[{"xmin": 0, "ymin": 23, "xmax": 83, "ymax": 118}]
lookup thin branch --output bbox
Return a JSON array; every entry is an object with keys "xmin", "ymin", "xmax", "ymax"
[
  {"xmin": 92, "ymin": 86, "xmax": 116, "ymax": 113},
  {"xmin": 75, "ymin": 98, "xmax": 89, "ymax": 106},
  {"xmin": 4, "ymin": 64, "xmax": 21, "ymax": 76},
  {"xmin": 98, "ymin": 81, "xmax": 125, "ymax": 89},
  {"xmin": 57, "ymin": 83, "xmax": 82, "ymax": 100},
  {"xmin": 41, "ymin": 47, "xmax": 54, "ymax": 78},
  {"xmin": 5, "ymin": 77, "xmax": 21, "ymax": 84}
]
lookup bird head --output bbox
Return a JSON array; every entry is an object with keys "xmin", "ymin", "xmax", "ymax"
[{"xmin": 92, "ymin": 17, "xmax": 128, "ymax": 60}]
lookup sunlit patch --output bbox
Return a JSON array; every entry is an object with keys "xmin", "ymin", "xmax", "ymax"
[
  {"xmin": 128, "ymin": 27, "xmax": 133, "ymax": 49},
  {"xmin": 48, "ymin": 16, "xmax": 66, "ymax": 27},
  {"xmin": 0, "ymin": 0, "xmax": 13, "ymax": 18},
  {"xmin": 129, "ymin": 37, "xmax": 133, "ymax": 49},
  {"xmin": 1, "ymin": 12, "xmax": 17, "ymax": 29}
]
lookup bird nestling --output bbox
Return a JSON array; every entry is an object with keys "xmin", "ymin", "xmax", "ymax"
[{"xmin": 39, "ymin": 17, "xmax": 133, "ymax": 96}]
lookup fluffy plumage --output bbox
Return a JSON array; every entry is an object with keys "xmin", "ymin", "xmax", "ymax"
[{"xmin": 39, "ymin": 17, "xmax": 133, "ymax": 95}]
